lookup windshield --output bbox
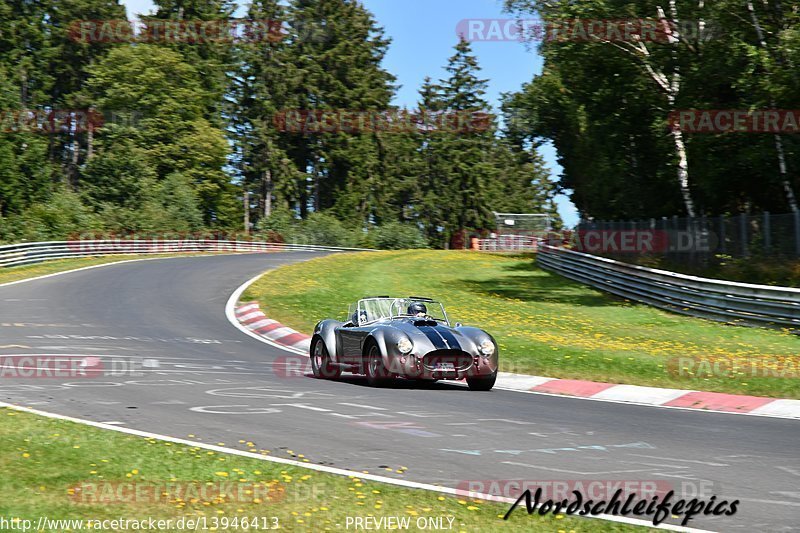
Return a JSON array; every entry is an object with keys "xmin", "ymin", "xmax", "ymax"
[{"xmin": 353, "ymin": 298, "xmax": 449, "ymax": 326}]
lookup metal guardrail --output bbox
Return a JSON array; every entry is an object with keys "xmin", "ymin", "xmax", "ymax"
[
  {"xmin": 536, "ymin": 243, "xmax": 800, "ymax": 330},
  {"xmin": 477, "ymin": 235, "xmax": 538, "ymax": 252},
  {"xmin": 0, "ymin": 240, "xmax": 373, "ymax": 268}
]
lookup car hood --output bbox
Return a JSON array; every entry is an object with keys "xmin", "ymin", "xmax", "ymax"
[{"xmin": 393, "ymin": 319, "xmax": 474, "ymax": 352}]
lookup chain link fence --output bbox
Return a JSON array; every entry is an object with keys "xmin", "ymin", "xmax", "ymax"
[{"xmin": 576, "ymin": 212, "xmax": 800, "ymax": 265}]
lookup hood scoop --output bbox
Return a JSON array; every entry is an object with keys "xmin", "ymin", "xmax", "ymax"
[{"xmin": 413, "ymin": 319, "xmax": 439, "ymax": 327}]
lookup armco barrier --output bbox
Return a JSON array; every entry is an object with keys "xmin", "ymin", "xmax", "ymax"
[
  {"xmin": 536, "ymin": 243, "xmax": 800, "ymax": 329},
  {"xmin": 0, "ymin": 240, "xmax": 373, "ymax": 268}
]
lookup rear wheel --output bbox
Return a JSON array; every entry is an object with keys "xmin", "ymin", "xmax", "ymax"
[
  {"xmin": 365, "ymin": 344, "xmax": 391, "ymax": 387},
  {"xmin": 466, "ymin": 371, "xmax": 496, "ymax": 391},
  {"xmin": 311, "ymin": 339, "xmax": 341, "ymax": 380}
]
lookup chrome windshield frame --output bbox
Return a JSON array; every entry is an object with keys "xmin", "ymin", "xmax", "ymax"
[{"xmin": 354, "ymin": 297, "xmax": 449, "ymax": 326}]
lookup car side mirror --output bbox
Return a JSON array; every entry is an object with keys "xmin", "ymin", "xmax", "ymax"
[{"xmin": 455, "ymin": 322, "xmax": 462, "ymax": 328}]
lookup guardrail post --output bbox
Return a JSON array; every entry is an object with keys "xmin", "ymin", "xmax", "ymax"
[
  {"xmin": 740, "ymin": 213, "xmax": 749, "ymax": 257},
  {"xmin": 795, "ymin": 211, "xmax": 800, "ymax": 258},
  {"xmin": 671, "ymin": 215, "xmax": 678, "ymax": 261},
  {"xmin": 698, "ymin": 214, "xmax": 707, "ymax": 263}
]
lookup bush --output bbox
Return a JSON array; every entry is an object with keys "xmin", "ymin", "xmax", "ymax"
[
  {"xmin": 371, "ymin": 222, "xmax": 428, "ymax": 250},
  {"xmin": 298, "ymin": 212, "xmax": 360, "ymax": 247},
  {"xmin": 255, "ymin": 210, "xmax": 362, "ymax": 247},
  {"xmin": 255, "ymin": 208, "xmax": 298, "ymax": 238},
  {"xmin": 18, "ymin": 189, "xmax": 101, "ymax": 241},
  {"xmin": 254, "ymin": 212, "xmax": 427, "ymax": 249}
]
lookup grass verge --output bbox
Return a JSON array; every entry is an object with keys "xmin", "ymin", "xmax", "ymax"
[
  {"xmin": 242, "ymin": 250, "xmax": 800, "ymax": 399},
  {"xmin": 0, "ymin": 407, "xmax": 649, "ymax": 532}
]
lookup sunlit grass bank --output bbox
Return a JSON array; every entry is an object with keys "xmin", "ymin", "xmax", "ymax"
[
  {"xmin": 244, "ymin": 250, "xmax": 799, "ymax": 398},
  {"xmin": 0, "ymin": 408, "xmax": 649, "ymax": 532}
]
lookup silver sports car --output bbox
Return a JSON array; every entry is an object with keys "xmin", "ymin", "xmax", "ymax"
[{"xmin": 310, "ymin": 297, "xmax": 498, "ymax": 390}]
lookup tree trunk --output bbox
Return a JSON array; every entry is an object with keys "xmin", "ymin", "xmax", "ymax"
[
  {"xmin": 664, "ymin": 1, "xmax": 695, "ymax": 217},
  {"xmin": 263, "ymin": 169, "xmax": 272, "ymax": 218},
  {"xmin": 670, "ymin": 126, "xmax": 695, "ymax": 217},
  {"xmin": 243, "ymin": 190, "xmax": 250, "ymax": 234},
  {"xmin": 746, "ymin": 0, "xmax": 798, "ymax": 212},
  {"xmin": 69, "ymin": 136, "xmax": 80, "ymax": 191},
  {"xmin": 87, "ymin": 123, "xmax": 94, "ymax": 160}
]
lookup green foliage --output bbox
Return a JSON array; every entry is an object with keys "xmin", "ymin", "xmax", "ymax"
[
  {"xmin": 254, "ymin": 207, "xmax": 299, "ymax": 236},
  {"xmin": 86, "ymin": 45, "xmax": 231, "ymax": 226},
  {"xmin": 503, "ymin": 0, "xmax": 800, "ymax": 218},
  {"xmin": 371, "ymin": 222, "xmax": 427, "ymax": 250},
  {"xmin": 415, "ymin": 38, "xmax": 556, "ymax": 246},
  {"xmin": 254, "ymin": 210, "xmax": 427, "ymax": 250},
  {"xmin": 254, "ymin": 209, "xmax": 359, "ymax": 247},
  {"xmin": 0, "ymin": 0, "xmax": 559, "ymax": 247},
  {"xmin": 80, "ymin": 140, "xmax": 158, "ymax": 209},
  {"xmin": 296, "ymin": 211, "xmax": 360, "ymax": 247},
  {"xmin": 17, "ymin": 189, "xmax": 101, "ymax": 241}
]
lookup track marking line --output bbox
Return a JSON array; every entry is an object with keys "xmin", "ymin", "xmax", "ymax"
[
  {"xmin": 0, "ymin": 253, "xmax": 255, "ymax": 290},
  {"xmin": 0, "ymin": 402, "xmax": 714, "ymax": 532},
  {"xmin": 501, "ymin": 461, "xmax": 656, "ymax": 475},
  {"xmin": 629, "ymin": 454, "xmax": 730, "ymax": 467},
  {"xmin": 338, "ymin": 402, "xmax": 386, "ymax": 410},
  {"xmin": 736, "ymin": 497, "xmax": 800, "ymax": 508},
  {"xmin": 492, "ymin": 384, "xmax": 800, "ymax": 421},
  {"xmin": 775, "ymin": 466, "xmax": 800, "ymax": 477},
  {"xmin": 225, "ymin": 272, "xmax": 306, "ymax": 355}
]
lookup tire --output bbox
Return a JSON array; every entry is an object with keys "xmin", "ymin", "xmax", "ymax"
[
  {"xmin": 466, "ymin": 371, "xmax": 497, "ymax": 391},
  {"xmin": 365, "ymin": 344, "xmax": 391, "ymax": 387},
  {"xmin": 310, "ymin": 339, "xmax": 341, "ymax": 380}
]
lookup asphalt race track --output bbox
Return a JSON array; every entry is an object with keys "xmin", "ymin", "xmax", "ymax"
[{"xmin": 1, "ymin": 253, "xmax": 798, "ymax": 532}]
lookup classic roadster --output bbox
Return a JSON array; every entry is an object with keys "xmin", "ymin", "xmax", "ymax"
[{"xmin": 310, "ymin": 297, "xmax": 498, "ymax": 390}]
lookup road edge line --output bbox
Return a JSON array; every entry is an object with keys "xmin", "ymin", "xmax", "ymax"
[
  {"xmin": 0, "ymin": 253, "xmax": 254, "ymax": 289},
  {"xmin": 225, "ymin": 272, "xmax": 307, "ymax": 355},
  {"xmin": 0, "ymin": 401, "xmax": 714, "ymax": 533}
]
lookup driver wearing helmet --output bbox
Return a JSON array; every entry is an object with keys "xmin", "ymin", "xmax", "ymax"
[
  {"xmin": 408, "ymin": 302, "xmax": 427, "ymax": 318},
  {"xmin": 352, "ymin": 310, "xmax": 368, "ymax": 325}
]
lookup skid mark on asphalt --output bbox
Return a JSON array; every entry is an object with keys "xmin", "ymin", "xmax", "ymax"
[
  {"xmin": 205, "ymin": 386, "xmax": 335, "ymax": 400},
  {"xmin": 501, "ymin": 461, "xmax": 658, "ymax": 475},
  {"xmin": 354, "ymin": 420, "xmax": 440, "ymax": 438},
  {"xmin": 776, "ymin": 465, "xmax": 800, "ymax": 477},
  {"xmin": 338, "ymin": 402, "xmax": 387, "ymax": 410},
  {"xmin": 439, "ymin": 449, "xmax": 481, "ymax": 455},
  {"xmin": 628, "ymin": 454, "xmax": 730, "ymax": 467}
]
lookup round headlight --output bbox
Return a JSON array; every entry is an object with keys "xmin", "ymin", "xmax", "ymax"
[
  {"xmin": 397, "ymin": 338, "xmax": 413, "ymax": 354},
  {"xmin": 479, "ymin": 339, "xmax": 495, "ymax": 356}
]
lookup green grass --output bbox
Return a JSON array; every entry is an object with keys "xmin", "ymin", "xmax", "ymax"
[
  {"xmin": 0, "ymin": 408, "xmax": 650, "ymax": 532},
  {"xmin": 243, "ymin": 250, "xmax": 800, "ymax": 399},
  {"xmin": 624, "ymin": 254, "xmax": 800, "ymax": 288}
]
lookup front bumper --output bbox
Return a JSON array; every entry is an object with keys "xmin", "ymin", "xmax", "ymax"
[{"xmin": 386, "ymin": 349, "xmax": 498, "ymax": 380}]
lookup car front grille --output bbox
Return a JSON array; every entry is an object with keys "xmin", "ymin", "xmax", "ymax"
[{"xmin": 422, "ymin": 350, "xmax": 473, "ymax": 371}]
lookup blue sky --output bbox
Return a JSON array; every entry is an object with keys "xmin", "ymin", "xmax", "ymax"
[{"xmin": 122, "ymin": 0, "xmax": 578, "ymax": 226}]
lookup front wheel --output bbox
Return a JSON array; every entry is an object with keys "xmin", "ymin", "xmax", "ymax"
[
  {"xmin": 466, "ymin": 371, "xmax": 496, "ymax": 391},
  {"xmin": 311, "ymin": 340, "xmax": 341, "ymax": 380},
  {"xmin": 365, "ymin": 344, "xmax": 391, "ymax": 387}
]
